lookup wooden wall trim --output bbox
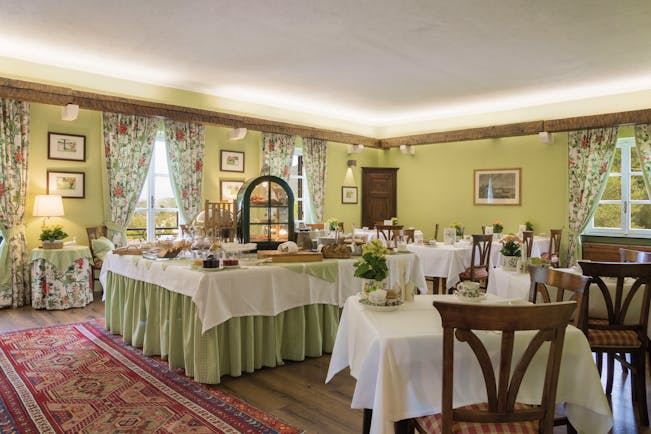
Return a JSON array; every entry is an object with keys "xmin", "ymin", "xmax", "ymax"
[
  {"xmin": 0, "ymin": 77, "xmax": 380, "ymax": 148},
  {"xmin": 3, "ymin": 76, "xmax": 651, "ymax": 148}
]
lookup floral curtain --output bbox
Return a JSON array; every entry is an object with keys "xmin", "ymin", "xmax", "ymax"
[
  {"xmin": 102, "ymin": 113, "xmax": 158, "ymax": 245},
  {"xmin": 261, "ymin": 133, "xmax": 296, "ymax": 182},
  {"xmin": 0, "ymin": 98, "xmax": 30, "ymax": 307},
  {"xmin": 567, "ymin": 127, "xmax": 618, "ymax": 265},
  {"xmin": 634, "ymin": 124, "xmax": 651, "ymax": 199},
  {"xmin": 164, "ymin": 120, "xmax": 205, "ymax": 223},
  {"xmin": 303, "ymin": 138, "xmax": 327, "ymax": 223}
]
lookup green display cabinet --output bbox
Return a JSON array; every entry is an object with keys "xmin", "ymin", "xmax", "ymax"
[{"xmin": 237, "ymin": 175, "xmax": 295, "ymax": 250}]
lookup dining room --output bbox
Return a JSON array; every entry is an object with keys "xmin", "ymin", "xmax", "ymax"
[{"xmin": 3, "ymin": 1, "xmax": 651, "ymax": 433}]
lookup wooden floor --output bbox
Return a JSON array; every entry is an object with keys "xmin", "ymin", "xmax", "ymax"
[{"xmin": 1, "ymin": 296, "xmax": 650, "ymax": 434}]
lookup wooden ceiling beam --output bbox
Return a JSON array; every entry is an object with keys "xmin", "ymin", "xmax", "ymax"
[
  {"xmin": 543, "ymin": 108, "xmax": 651, "ymax": 132},
  {"xmin": 0, "ymin": 77, "xmax": 380, "ymax": 148},
  {"xmin": 3, "ymin": 76, "xmax": 651, "ymax": 148},
  {"xmin": 378, "ymin": 121, "xmax": 544, "ymax": 148}
]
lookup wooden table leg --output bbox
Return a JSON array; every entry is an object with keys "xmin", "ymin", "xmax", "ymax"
[
  {"xmin": 363, "ymin": 408, "xmax": 372, "ymax": 434},
  {"xmin": 394, "ymin": 419, "xmax": 410, "ymax": 434}
]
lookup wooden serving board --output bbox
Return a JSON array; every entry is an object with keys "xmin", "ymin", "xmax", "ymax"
[{"xmin": 256, "ymin": 250, "xmax": 324, "ymax": 262}]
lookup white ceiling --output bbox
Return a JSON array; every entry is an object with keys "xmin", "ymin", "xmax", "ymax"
[{"xmin": 1, "ymin": 0, "xmax": 651, "ymax": 133}]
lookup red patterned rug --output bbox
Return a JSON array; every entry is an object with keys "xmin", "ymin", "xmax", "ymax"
[{"xmin": 0, "ymin": 321, "xmax": 302, "ymax": 433}]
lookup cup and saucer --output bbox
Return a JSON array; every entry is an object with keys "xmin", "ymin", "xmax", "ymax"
[{"xmin": 454, "ymin": 281, "xmax": 486, "ymax": 302}]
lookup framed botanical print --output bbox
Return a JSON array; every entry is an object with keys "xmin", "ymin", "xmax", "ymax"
[
  {"xmin": 220, "ymin": 150, "xmax": 245, "ymax": 172},
  {"xmin": 474, "ymin": 168, "xmax": 521, "ymax": 205},
  {"xmin": 341, "ymin": 186, "xmax": 358, "ymax": 204},
  {"xmin": 48, "ymin": 132, "xmax": 86, "ymax": 161},
  {"xmin": 220, "ymin": 179, "xmax": 244, "ymax": 202},
  {"xmin": 47, "ymin": 170, "xmax": 85, "ymax": 198}
]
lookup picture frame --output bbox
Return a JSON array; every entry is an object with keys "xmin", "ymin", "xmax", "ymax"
[
  {"xmin": 220, "ymin": 179, "xmax": 244, "ymax": 202},
  {"xmin": 220, "ymin": 150, "xmax": 245, "ymax": 172},
  {"xmin": 341, "ymin": 186, "xmax": 358, "ymax": 204},
  {"xmin": 47, "ymin": 170, "xmax": 85, "ymax": 198},
  {"xmin": 474, "ymin": 168, "xmax": 521, "ymax": 206},
  {"xmin": 48, "ymin": 132, "xmax": 86, "ymax": 161}
]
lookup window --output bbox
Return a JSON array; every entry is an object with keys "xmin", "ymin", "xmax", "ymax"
[
  {"xmin": 289, "ymin": 148, "xmax": 312, "ymax": 224},
  {"xmin": 586, "ymin": 137, "xmax": 651, "ymax": 237},
  {"xmin": 127, "ymin": 133, "xmax": 179, "ymax": 241}
]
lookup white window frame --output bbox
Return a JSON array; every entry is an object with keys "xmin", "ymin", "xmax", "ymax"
[
  {"xmin": 289, "ymin": 148, "xmax": 312, "ymax": 225},
  {"xmin": 585, "ymin": 137, "xmax": 651, "ymax": 238},
  {"xmin": 132, "ymin": 133, "xmax": 179, "ymax": 241}
]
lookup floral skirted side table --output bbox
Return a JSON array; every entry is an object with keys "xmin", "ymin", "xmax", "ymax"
[{"xmin": 30, "ymin": 245, "xmax": 94, "ymax": 310}]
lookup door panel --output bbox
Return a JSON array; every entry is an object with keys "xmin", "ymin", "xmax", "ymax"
[{"xmin": 361, "ymin": 168, "xmax": 398, "ymax": 229}]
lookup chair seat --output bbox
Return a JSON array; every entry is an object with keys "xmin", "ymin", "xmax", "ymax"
[
  {"xmin": 415, "ymin": 403, "xmax": 539, "ymax": 434},
  {"xmin": 459, "ymin": 268, "xmax": 489, "ymax": 280},
  {"xmin": 588, "ymin": 328, "xmax": 641, "ymax": 348}
]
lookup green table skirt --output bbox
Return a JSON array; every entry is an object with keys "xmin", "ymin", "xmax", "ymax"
[{"xmin": 104, "ymin": 272, "xmax": 342, "ymax": 384}]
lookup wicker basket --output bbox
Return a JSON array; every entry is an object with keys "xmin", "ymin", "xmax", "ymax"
[
  {"xmin": 42, "ymin": 241, "xmax": 63, "ymax": 249},
  {"xmin": 321, "ymin": 243, "xmax": 351, "ymax": 259}
]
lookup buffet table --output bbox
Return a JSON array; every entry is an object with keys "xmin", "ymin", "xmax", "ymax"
[
  {"xmin": 326, "ymin": 294, "xmax": 612, "ymax": 434},
  {"xmin": 100, "ymin": 252, "xmax": 426, "ymax": 384}
]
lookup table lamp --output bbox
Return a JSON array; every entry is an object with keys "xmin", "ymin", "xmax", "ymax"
[{"xmin": 33, "ymin": 194, "xmax": 64, "ymax": 227}]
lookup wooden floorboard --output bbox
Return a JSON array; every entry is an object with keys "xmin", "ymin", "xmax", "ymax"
[{"xmin": 1, "ymin": 296, "xmax": 650, "ymax": 433}]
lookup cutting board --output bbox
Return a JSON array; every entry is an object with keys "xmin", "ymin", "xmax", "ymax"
[{"xmin": 257, "ymin": 250, "xmax": 324, "ymax": 262}]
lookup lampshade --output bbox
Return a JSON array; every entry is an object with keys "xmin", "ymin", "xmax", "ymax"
[{"xmin": 33, "ymin": 195, "xmax": 64, "ymax": 217}]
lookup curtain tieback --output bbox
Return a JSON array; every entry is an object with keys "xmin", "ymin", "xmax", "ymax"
[{"xmin": 3, "ymin": 224, "xmax": 26, "ymax": 238}]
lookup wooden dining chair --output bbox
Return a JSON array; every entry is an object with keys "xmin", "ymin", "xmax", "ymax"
[
  {"xmin": 433, "ymin": 223, "xmax": 439, "ymax": 241},
  {"xmin": 375, "ymin": 224, "xmax": 403, "ymax": 247},
  {"xmin": 579, "ymin": 260, "xmax": 651, "ymax": 426},
  {"xmin": 86, "ymin": 225, "xmax": 108, "ymax": 290},
  {"xmin": 412, "ymin": 300, "xmax": 576, "ymax": 434},
  {"xmin": 458, "ymin": 234, "xmax": 493, "ymax": 290},
  {"xmin": 619, "ymin": 248, "xmax": 651, "ymax": 263},
  {"xmin": 204, "ymin": 200, "xmax": 237, "ymax": 241},
  {"xmin": 522, "ymin": 230, "xmax": 534, "ymax": 258},
  {"xmin": 541, "ymin": 229, "xmax": 562, "ymax": 267},
  {"xmin": 403, "ymin": 228, "xmax": 415, "ymax": 244}
]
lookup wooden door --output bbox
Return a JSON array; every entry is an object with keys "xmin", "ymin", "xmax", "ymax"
[{"xmin": 361, "ymin": 168, "xmax": 398, "ymax": 228}]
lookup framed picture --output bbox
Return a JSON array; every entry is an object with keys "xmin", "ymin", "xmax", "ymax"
[
  {"xmin": 220, "ymin": 179, "xmax": 244, "ymax": 202},
  {"xmin": 48, "ymin": 132, "xmax": 86, "ymax": 161},
  {"xmin": 47, "ymin": 171, "xmax": 85, "ymax": 198},
  {"xmin": 341, "ymin": 186, "xmax": 358, "ymax": 204},
  {"xmin": 474, "ymin": 168, "xmax": 521, "ymax": 205},
  {"xmin": 220, "ymin": 150, "xmax": 245, "ymax": 172}
]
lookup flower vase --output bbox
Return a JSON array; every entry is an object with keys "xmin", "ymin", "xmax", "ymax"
[
  {"xmin": 503, "ymin": 255, "xmax": 519, "ymax": 270},
  {"xmin": 363, "ymin": 279, "xmax": 386, "ymax": 294}
]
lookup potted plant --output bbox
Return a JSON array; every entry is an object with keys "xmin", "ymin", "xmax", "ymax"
[
  {"xmin": 353, "ymin": 239, "xmax": 390, "ymax": 292},
  {"xmin": 327, "ymin": 217, "xmax": 340, "ymax": 232},
  {"xmin": 500, "ymin": 235, "xmax": 521, "ymax": 270},
  {"xmin": 451, "ymin": 222, "xmax": 464, "ymax": 241},
  {"xmin": 390, "ymin": 216, "xmax": 398, "ymax": 225},
  {"xmin": 525, "ymin": 221, "xmax": 534, "ymax": 231},
  {"xmin": 492, "ymin": 220, "xmax": 503, "ymax": 234},
  {"xmin": 39, "ymin": 224, "xmax": 68, "ymax": 249}
]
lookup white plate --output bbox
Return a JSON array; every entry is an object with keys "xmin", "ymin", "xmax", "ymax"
[
  {"xmin": 359, "ymin": 299, "xmax": 403, "ymax": 311},
  {"xmin": 454, "ymin": 293, "xmax": 487, "ymax": 303}
]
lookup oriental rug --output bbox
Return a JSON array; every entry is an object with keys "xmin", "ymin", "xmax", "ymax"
[{"xmin": 0, "ymin": 321, "xmax": 302, "ymax": 433}]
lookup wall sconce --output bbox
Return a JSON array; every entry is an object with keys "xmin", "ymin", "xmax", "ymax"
[
  {"xmin": 538, "ymin": 131, "xmax": 553, "ymax": 144},
  {"xmin": 61, "ymin": 103, "xmax": 79, "ymax": 121},
  {"xmin": 347, "ymin": 144, "xmax": 364, "ymax": 154},
  {"xmin": 228, "ymin": 127, "xmax": 248, "ymax": 141},
  {"xmin": 33, "ymin": 194, "xmax": 64, "ymax": 226},
  {"xmin": 400, "ymin": 144, "xmax": 416, "ymax": 155},
  {"xmin": 347, "ymin": 160, "xmax": 357, "ymax": 167}
]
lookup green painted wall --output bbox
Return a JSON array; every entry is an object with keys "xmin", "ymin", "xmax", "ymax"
[
  {"xmin": 380, "ymin": 134, "xmax": 569, "ymax": 240},
  {"xmin": 23, "ymin": 102, "xmax": 380, "ymax": 250},
  {"xmin": 26, "ymin": 104, "xmax": 104, "ymax": 251}
]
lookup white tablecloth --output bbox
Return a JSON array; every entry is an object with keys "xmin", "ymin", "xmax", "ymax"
[
  {"xmin": 326, "ymin": 294, "xmax": 612, "ymax": 434},
  {"xmin": 407, "ymin": 237, "xmax": 548, "ymax": 289},
  {"xmin": 100, "ymin": 252, "xmax": 426, "ymax": 334}
]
